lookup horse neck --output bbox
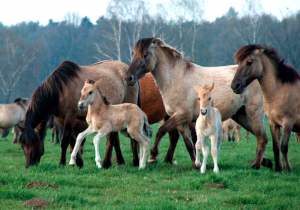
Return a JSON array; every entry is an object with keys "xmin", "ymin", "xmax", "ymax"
[
  {"xmin": 151, "ymin": 48, "xmax": 186, "ymax": 93},
  {"xmin": 258, "ymin": 55, "xmax": 280, "ymax": 101}
]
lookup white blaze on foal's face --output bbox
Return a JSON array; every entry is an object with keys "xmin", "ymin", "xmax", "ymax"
[{"xmin": 194, "ymin": 83, "xmax": 214, "ymax": 116}]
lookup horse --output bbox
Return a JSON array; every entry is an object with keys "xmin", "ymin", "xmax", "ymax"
[
  {"xmin": 125, "ymin": 37, "xmax": 272, "ymax": 170},
  {"xmin": 140, "ymin": 73, "xmax": 196, "ymax": 164},
  {"xmin": 231, "ymin": 44, "xmax": 300, "ymax": 172},
  {"xmin": 70, "ymin": 80, "xmax": 152, "ymax": 169},
  {"xmin": 194, "ymin": 84, "xmax": 223, "ymax": 173},
  {"xmin": 17, "ymin": 60, "xmax": 139, "ymax": 168},
  {"xmin": 50, "ymin": 117, "xmax": 63, "ymax": 144},
  {"xmin": 0, "ymin": 98, "xmax": 29, "ymax": 143},
  {"xmin": 222, "ymin": 118, "xmax": 249, "ymax": 143}
]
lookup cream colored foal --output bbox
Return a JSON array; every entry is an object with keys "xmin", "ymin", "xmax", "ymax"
[
  {"xmin": 69, "ymin": 80, "xmax": 152, "ymax": 169},
  {"xmin": 195, "ymin": 83, "xmax": 223, "ymax": 173}
]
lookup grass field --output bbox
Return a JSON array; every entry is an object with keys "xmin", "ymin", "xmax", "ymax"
[{"xmin": 0, "ymin": 121, "xmax": 300, "ymax": 209}]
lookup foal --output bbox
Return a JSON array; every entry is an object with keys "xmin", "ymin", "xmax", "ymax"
[
  {"xmin": 69, "ymin": 80, "xmax": 152, "ymax": 169},
  {"xmin": 194, "ymin": 84, "xmax": 223, "ymax": 173}
]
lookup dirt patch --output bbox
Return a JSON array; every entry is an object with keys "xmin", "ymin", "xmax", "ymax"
[
  {"xmin": 0, "ymin": 182, "xmax": 3, "ymax": 187},
  {"xmin": 26, "ymin": 181, "xmax": 58, "ymax": 189},
  {"xmin": 206, "ymin": 183, "xmax": 226, "ymax": 189},
  {"xmin": 246, "ymin": 160, "xmax": 255, "ymax": 164},
  {"xmin": 21, "ymin": 197, "xmax": 50, "ymax": 209}
]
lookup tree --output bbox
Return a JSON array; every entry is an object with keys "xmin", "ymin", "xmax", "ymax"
[{"xmin": 0, "ymin": 30, "xmax": 39, "ymax": 103}]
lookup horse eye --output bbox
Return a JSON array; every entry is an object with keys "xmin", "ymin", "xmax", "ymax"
[
  {"xmin": 209, "ymin": 97, "xmax": 211, "ymax": 101},
  {"xmin": 198, "ymin": 98, "xmax": 200, "ymax": 100},
  {"xmin": 246, "ymin": 61, "xmax": 253, "ymax": 66},
  {"xmin": 89, "ymin": 91, "xmax": 93, "ymax": 95},
  {"xmin": 144, "ymin": 54, "xmax": 148, "ymax": 59}
]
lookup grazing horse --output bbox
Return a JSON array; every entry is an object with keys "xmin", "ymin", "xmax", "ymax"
[
  {"xmin": 195, "ymin": 84, "xmax": 223, "ymax": 173},
  {"xmin": 70, "ymin": 80, "xmax": 152, "ymax": 169},
  {"xmin": 125, "ymin": 37, "xmax": 272, "ymax": 170},
  {"xmin": 222, "ymin": 118, "xmax": 249, "ymax": 143},
  {"xmin": 231, "ymin": 44, "xmax": 300, "ymax": 172},
  {"xmin": 0, "ymin": 98, "xmax": 29, "ymax": 143},
  {"xmin": 18, "ymin": 60, "xmax": 139, "ymax": 168}
]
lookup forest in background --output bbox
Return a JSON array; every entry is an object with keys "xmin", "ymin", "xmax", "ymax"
[{"xmin": 0, "ymin": 0, "xmax": 300, "ymax": 103}]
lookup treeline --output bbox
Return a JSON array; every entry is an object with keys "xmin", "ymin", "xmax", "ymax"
[{"xmin": 0, "ymin": 6, "xmax": 300, "ymax": 103}]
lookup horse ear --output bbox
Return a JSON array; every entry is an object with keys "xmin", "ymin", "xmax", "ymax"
[
  {"xmin": 208, "ymin": 83, "xmax": 214, "ymax": 92},
  {"xmin": 94, "ymin": 79, "xmax": 102, "ymax": 87},
  {"xmin": 257, "ymin": 49, "xmax": 265, "ymax": 56},
  {"xmin": 194, "ymin": 85, "xmax": 202, "ymax": 93},
  {"xmin": 16, "ymin": 124, "xmax": 24, "ymax": 133}
]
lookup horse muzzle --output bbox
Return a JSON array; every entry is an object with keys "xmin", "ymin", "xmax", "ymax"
[
  {"xmin": 125, "ymin": 75, "xmax": 136, "ymax": 86},
  {"xmin": 78, "ymin": 102, "xmax": 86, "ymax": 110},
  {"xmin": 200, "ymin": 109, "xmax": 207, "ymax": 115},
  {"xmin": 231, "ymin": 81, "xmax": 244, "ymax": 94}
]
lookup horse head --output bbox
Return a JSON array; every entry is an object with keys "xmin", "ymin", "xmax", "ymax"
[
  {"xmin": 194, "ymin": 83, "xmax": 214, "ymax": 116},
  {"xmin": 78, "ymin": 80, "xmax": 101, "ymax": 110},
  {"xmin": 126, "ymin": 37, "xmax": 159, "ymax": 86},
  {"xmin": 231, "ymin": 45, "xmax": 265, "ymax": 94},
  {"xmin": 18, "ymin": 124, "xmax": 44, "ymax": 168}
]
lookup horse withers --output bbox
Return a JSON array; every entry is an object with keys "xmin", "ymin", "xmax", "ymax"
[
  {"xmin": 70, "ymin": 80, "xmax": 152, "ymax": 169},
  {"xmin": 195, "ymin": 84, "xmax": 222, "ymax": 173},
  {"xmin": 231, "ymin": 44, "xmax": 300, "ymax": 172}
]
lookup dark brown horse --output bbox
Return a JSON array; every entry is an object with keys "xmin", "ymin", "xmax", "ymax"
[
  {"xmin": 231, "ymin": 44, "xmax": 300, "ymax": 172},
  {"xmin": 125, "ymin": 37, "xmax": 272, "ymax": 170},
  {"xmin": 18, "ymin": 60, "xmax": 139, "ymax": 168}
]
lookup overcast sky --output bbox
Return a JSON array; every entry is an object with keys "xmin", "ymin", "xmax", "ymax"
[{"xmin": 1, "ymin": 0, "xmax": 299, "ymax": 26}]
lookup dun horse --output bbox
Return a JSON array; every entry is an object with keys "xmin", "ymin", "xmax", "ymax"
[
  {"xmin": 70, "ymin": 80, "xmax": 152, "ymax": 169},
  {"xmin": 195, "ymin": 84, "xmax": 222, "ymax": 173},
  {"xmin": 0, "ymin": 98, "xmax": 29, "ymax": 143},
  {"xmin": 125, "ymin": 37, "xmax": 272, "ymax": 170},
  {"xmin": 222, "ymin": 118, "xmax": 248, "ymax": 143},
  {"xmin": 18, "ymin": 61, "xmax": 139, "ymax": 168},
  {"xmin": 231, "ymin": 44, "xmax": 300, "ymax": 172}
]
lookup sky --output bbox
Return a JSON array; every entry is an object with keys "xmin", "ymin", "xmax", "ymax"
[{"xmin": 0, "ymin": 0, "xmax": 300, "ymax": 26}]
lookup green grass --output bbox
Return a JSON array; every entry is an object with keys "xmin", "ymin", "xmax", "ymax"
[{"xmin": 0, "ymin": 121, "xmax": 300, "ymax": 209}]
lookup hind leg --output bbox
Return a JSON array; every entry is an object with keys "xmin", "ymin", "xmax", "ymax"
[
  {"xmin": 269, "ymin": 120, "xmax": 282, "ymax": 172},
  {"xmin": 281, "ymin": 121, "xmax": 292, "ymax": 172}
]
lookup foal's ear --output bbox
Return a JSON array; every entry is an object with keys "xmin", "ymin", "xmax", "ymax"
[
  {"xmin": 94, "ymin": 79, "xmax": 102, "ymax": 87},
  {"xmin": 194, "ymin": 85, "xmax": 202, "ymax": 93},
  {"xmin": 208, "ymin": 83, "xmax": 214, "ymax": 92}
]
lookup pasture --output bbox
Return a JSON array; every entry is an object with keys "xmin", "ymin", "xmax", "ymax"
[{"xmin": 0, "ymin": 121, "xmax": 300, "ymax": 209}]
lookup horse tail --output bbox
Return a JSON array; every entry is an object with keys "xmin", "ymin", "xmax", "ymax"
[
  {"xmin": 143, "ymin": 114, "xmax": 153, "ymax": 138},
  {"xmin": 137, "ymin": 80, "xmax": 141, "ymax": 108}
]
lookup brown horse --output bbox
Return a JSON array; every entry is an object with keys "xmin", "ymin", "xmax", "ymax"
[
  {"xmin": 125, "ymin": 37, "xmax": 272, "ymax": 170},
  {"xmin": 18, "ymin": 60, "xmax": 139, "ymax": 168},
  {"xmin": 0, "ymin": 98, "xmax": 29, "ymax": 143},
  {"xmin": 231, "ymin": 44, "xmax": 300, "ymax": 172},
  {"xmin": 222, "ymin": 118, "xmax": 249, "ymax": 143},
  {"xmin": 70, "ymin": 80, "xmax": 152, "ymax": 169}
]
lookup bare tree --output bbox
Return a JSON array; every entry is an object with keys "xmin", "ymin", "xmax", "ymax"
[{"xmin": 0, "ymin": 33, "xmax": 39, "ymax": 103}]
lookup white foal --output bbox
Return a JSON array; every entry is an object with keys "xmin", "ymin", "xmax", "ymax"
[
  {"xmin": 194, "ymin": 83, "xmax": 223, "ymax": 173},
  {"xmin": 69, "ymin": 80, "xmax": 152, "ymax": 169}
]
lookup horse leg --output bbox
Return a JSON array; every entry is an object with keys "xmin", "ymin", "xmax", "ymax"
[
  {"xmin": 269, "ymin": 120, "xmax": 282, "ymax": 172},
  {"xmin": 232, "ymin": 128, "xmax": 236, "ymax": 142},
  {"xmin": 236, "ymin": 128, "xmax": 242, "ymax": 143},
  {"xmin": 177, "ymin": 123, "xmax": 197, "ymax": 169},
  {"xmin": 148, "ymin": 112, "xmax": 190, "ymax": 163},
  {"xmin": 200, "ymin": 136, "xmax": 209, "ymax": 173},
  {"xmin": 163, "ymin": 115, "xmax": 180, "ymax": 164},
  {"xmin": 131, "ymin": 138, "xmax": 139, "ymax": 167},
  {"xmin": 211, "ymin": 133, "xmax": 219, "ymax": 173},
  {"xmin": 245, "ymin": 130, "xmax": 249, "ymax": 143},
  {"xmin": 232, "ymin": 106, "xmax": 272, "ymax": 169},
  {"xmin": 70, "ymin": 127, "xmax": 95, "ymax": 166},
  {"xmin": 51, "ymin": 127, "xmax": 55, "ymax": 143},
  {"xmin": 281, "ymin": 121, "xmax": 293, "ymax": 172},
  {"xmin": 195, "ymin": 132, "xmax": 202, "ymax": 167},
  {"xmin": 12, "ymin": 126, "xmax": 19, "ymax": 144},
  {"xmin": 222, "ymin": 126, "xmax": 228, "ymax": 142}
]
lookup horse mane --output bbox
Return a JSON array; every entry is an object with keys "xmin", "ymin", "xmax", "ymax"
[
  {"xmin": 25, "ymin": 61, "xmax": 81, "ymax": 128},
  {"xmin": 86, "ymin": 79, "xmax": 110, "ymax": 105},
  {"xmin": 134, "ymin": 37, "xmax": 194, "ymax": 69},
  {"xmin": 235, "ymin": 44, "xmax": 300, "ymax": 84}
]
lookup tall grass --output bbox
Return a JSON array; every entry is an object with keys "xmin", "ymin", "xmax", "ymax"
[{"xmin": 0, "ymin": 121, "xmax": 299, "ymax": 209}]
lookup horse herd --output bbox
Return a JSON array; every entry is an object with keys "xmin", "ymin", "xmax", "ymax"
[{"xmin": 1, "ymin": 37, "xmax": 299, "ymax": 173}]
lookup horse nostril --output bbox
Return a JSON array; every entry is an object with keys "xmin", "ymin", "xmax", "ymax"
[
  {"xmin": 127, "ymin": 76, "xmax": 134, "ymax": 82},
  {"xmin": 235, "ymin": 83, "xmax": 241, "ymax": 90}
]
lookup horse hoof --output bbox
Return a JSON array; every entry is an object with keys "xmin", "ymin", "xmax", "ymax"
[
  {"xmin": 148, "ymin": 158, "xmax": 157, "ymax": 164},
  {"xmin": 69, "ymin": 164, "xmax": 75, "ymax": 168},
  {"xmin": 102, "ymin": 159, "xmax": 112, "ymax": 169},
  {"xmin": 261, "ymin": 157, "xmax": 273, "ymax": 169}
]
